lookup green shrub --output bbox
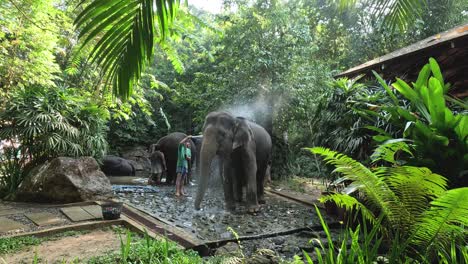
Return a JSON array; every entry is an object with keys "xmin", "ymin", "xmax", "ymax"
[
  {"xmin": 307, "ymin": 143, "xmax": 468, "ymax": 263},
  {"xmin": 88, "ymin": 230, "xmax": 203, "ymax": 264},
  {"xmin": 0, "ymin": 86, "xmax": 109, "ymax": 197},
  {"xmin": 0, "ymin": 236, "xmax": 41, "ymax": 255},
  {"xmin": 0, "ymin": 147, "xmax": 27, "ymax": 198},
  {"xmin": 369, "ymin": 58, "xmax": 467, "ymax": 187},
  {"xmin": 311, "ymin": 75, "xmax": 389, "ymax": 161},
  {"xmin": 0, "ymin": 86, "xmax": 109, "ymax": 162},
  {"xmin": 301, "ymin": 205, "xmax": 468, "ymax": 264}
]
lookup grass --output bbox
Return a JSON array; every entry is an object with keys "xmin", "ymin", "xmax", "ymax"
[
  {"xmin": 0, "ymin": 235, "xmax": 42, "ymax": 255},
  {"xmin": 0, "ymin": 230, "xmax": 90, "ymax": 255},
  {"xmin": 88, "ymin": 229, "xmax": 204, "ymax": 264}
]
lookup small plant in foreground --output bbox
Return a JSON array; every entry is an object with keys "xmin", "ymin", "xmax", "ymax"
[
  {"xmin": 89, "ymin": 229, "xmax": 203, "ymax": 264},
  {"xmin": 0, "ymin": 147, "xmax": 27, "ymax": 199},
  {"xmin": 305, "ymin": 143, "xmax": 468, "ymax": 263},
  {"xmin": 227, "ymin": 226, "xmax": 245, "ymax": 261},
  {"xmin": 0, "ymin": 235, "xmax": 41, "ymax": 255},
  {"xmin": 302, "ymin": 205, "xmax": 383, "ymax": 264}
]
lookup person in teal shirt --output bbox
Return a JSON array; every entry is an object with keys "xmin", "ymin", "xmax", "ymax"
[{"xmin": 176, "ymin": 135, "xmax": 192, "ymax": 196}]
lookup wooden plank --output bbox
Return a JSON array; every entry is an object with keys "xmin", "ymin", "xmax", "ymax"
[{"xmin": 2, "ymin": 219, "xmax": 125, "ymax": 239}]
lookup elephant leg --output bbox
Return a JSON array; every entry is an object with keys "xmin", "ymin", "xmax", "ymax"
[
  {"xmin": 232, "ymin": 171, "xmax": 243, "ymax": 203},
  {"xmin": 166, "ymin": 171, "xmax": 172, "ymax": 185},
  {"xmin": 222, "ymin": 156, "xmax": 236, "ymax": 211},
  {"xmin": 256, "ymin": 163, "xmax": 267, "ymax": 204},
  {"xmin": 243, "ymin": 149, "xmax": 258, "ymax": 213},
  {"xmin": 231, "ymin": 152, "xmax": 243, "ymax": 203}
]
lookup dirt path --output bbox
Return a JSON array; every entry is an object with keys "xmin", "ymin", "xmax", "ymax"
[{"xmin": 1, "ymin": 229, "xmax": 122, "ymax": 263}]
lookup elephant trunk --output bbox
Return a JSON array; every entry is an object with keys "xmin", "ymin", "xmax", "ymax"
[{"xmin": 194, "ymin": 135, "xmax": 218, "ymax": 210}]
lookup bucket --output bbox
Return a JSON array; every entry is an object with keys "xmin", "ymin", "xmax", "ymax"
[{"xmin": 100, "ymin": 201, "xmax": 123, "ymax": 220}]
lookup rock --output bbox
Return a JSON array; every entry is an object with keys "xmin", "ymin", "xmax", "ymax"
[
  {"xmin": 15, "ymin": 157, "xmax": 113, "ymax": 203},
  {"xmin": 121, "ymin": 146, "xmax": 151, "ymax": 177},
  {"xmin": 215, "ymin": 242, "xmax": 240, "ymax": 256}
]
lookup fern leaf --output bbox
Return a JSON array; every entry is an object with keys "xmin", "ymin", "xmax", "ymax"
[
  {"xmin": 411, "ymin": 188, "xmax": 468, "ymax": 250},
  {"xmin": 320, "ymin": 193, "xmax": 377, "ymax": 224},
  {"xmin": 371, "ymin": 139, "xmax": 413, "ymax": 164},
  {"xmin": 307, "ymin": 147, "xmax": 398, "ymax": 225}
]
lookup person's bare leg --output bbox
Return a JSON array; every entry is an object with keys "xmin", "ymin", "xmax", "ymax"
[
  {"xmin": 175, "ymin": 173, "xmax": 182, "ymax": 196},
  {"xmin": 181, "ymin": 173, "xmax": 187, "ymax": 196}
]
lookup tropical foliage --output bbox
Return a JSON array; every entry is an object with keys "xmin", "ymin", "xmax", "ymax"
[
  {"xmin": 73, "ymin": 0, "xmax": 468, "ymax": 99},
  {"xmin": 308, "ymin": 144, "xmax": 468, "ymax": 262},
  {"xmin": 311, "ymin": 76, "xmax": 378, "ymax": 160},
  {"xmin": 303, "ymin": 205, "xmax": 468, "ymax": 264},
  {"xmin": 0, "ymin": 0, "xmax": 60, "ymax": 95},
  {"xmin": 1, "ymin": 0, "xmax": 468, "ymax": 261},
  {"xmin": 74, "ymin": 0, "xmax": 180, "ymax": 99},
  {"xmin": 0, "ymin": 86, "xmax": 109, "ymax": 164},
  {"xmin": 369, "ymin": 58, "xmax": 468, "ymax": 186}
]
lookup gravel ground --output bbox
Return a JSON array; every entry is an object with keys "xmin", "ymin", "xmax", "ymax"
[{"xmin": 115, "ymin": 184, "xmax": 339, "ymax": 260}]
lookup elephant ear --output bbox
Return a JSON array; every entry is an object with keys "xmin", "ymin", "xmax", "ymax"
[{"xmin": 232, "ymin": 117, "xmax": 254, "ymax": 150}]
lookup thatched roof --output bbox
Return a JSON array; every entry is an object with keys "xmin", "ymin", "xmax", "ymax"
[{"xmin": 336, "ymin": 24, "xmax": 468, "ymax": 98}]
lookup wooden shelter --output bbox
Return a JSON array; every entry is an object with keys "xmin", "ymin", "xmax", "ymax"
[{"xmin": 336, "ymin": 24, "xmax": 468, "ymax": 98}]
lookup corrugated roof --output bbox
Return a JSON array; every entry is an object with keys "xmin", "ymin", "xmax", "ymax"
[{"xmin": 335, "ymin": 24, "xmax": 468, "ymax": 98}]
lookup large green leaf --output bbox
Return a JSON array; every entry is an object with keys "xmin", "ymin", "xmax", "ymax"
[
  {"xmin": 371, "ymin": 139, "xmax": 413, "ymax": 164},
  {"xmin": 414, "ymin": 64, "xmax": 431, "ymax": 91},
  {"xmin": 429, "ymin": 57, "xmax": 446, "ymax": 93},
  {"xmin": 308, "ymin": 147, "xmax": 399, "ymax": 223},
  {"xmin": 74, "ymin": 0, "xmax": 180, "ymax": 99},
  {"xmin": 373, "ymin": 70, "xmax": 399, "ymax": 105},
  {"xmin": 392, "ymin": 78, "xmax": 419, "ymax": 103},
  {"xmin": 455, "ymin": 115, "xmax": 468, "ymax": 144},
  {"xmin": 427, "ymin": 77, "xmax": 446, "ymax": 128}
]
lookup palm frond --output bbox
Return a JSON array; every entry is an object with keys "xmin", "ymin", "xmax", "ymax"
[
  {"xmin": 75, "ymin": 0, "xmax": 180, "ymax": 99},
  {"xmin": 411, "ymin": 188, "xmax": 468, "ymax": 250},
  {"xmin": 374, "ymin": 0, "xmax": 426, "ymax": 32}
]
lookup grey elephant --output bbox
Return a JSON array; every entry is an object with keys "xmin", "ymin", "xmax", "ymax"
[
  {"xmin": 150, "ymin": 132, "xmax": 196, "ymax": 185},
  {"xmin": 194, "ymin": 112, "xmax": 272, "ymax": 213},
  {"xmin": 148, "ymin": 147, "xmax": 166, "ymax": 184},
  {"xmin": 100, "ymin": 155, "xmax": 136, "ymax": 176}
]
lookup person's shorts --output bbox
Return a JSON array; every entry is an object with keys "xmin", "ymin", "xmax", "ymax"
[{"xmin": 176, "ymin": 166, "xmax": 188, "ymax": 175}]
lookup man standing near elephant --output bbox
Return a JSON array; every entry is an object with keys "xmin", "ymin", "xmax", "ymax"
[{"xmin": 176, "ymin": 135, "xmax": 192, "ymax": 196}]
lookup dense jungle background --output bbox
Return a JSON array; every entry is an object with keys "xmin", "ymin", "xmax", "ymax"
[
  {"xmin": 3, "ymin": 0, "xmax": 466, "ymax": 178},
  {"xmin": 1, "ymin": 0, "xmax": 468, "ymax": 262}
]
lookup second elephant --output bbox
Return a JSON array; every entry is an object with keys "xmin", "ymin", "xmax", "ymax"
[
  {"xmin": 150, "ymin": 132, "xmax": 196, "ymax": 185},
  {"xmin": 100, "ymin": 155, "xmax": 135, "ymax": 176}
]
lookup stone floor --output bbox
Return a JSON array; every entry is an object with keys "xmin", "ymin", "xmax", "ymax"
[
  {"xmin": 113, "ymin": 180, "xmax": 338, "ymax": 259},
  {"xmin": 0, "ymin": 202, "xmax": 103, "ymax": 236}
]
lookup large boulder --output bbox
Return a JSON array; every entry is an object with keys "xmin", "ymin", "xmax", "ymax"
[
  {"xmin": 15, "ymin": 157, "xmax": 113, "ymax": 203},
  {"xmin": 121, "ymin": 146, "xmax": 151, "ymax": 177}
]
